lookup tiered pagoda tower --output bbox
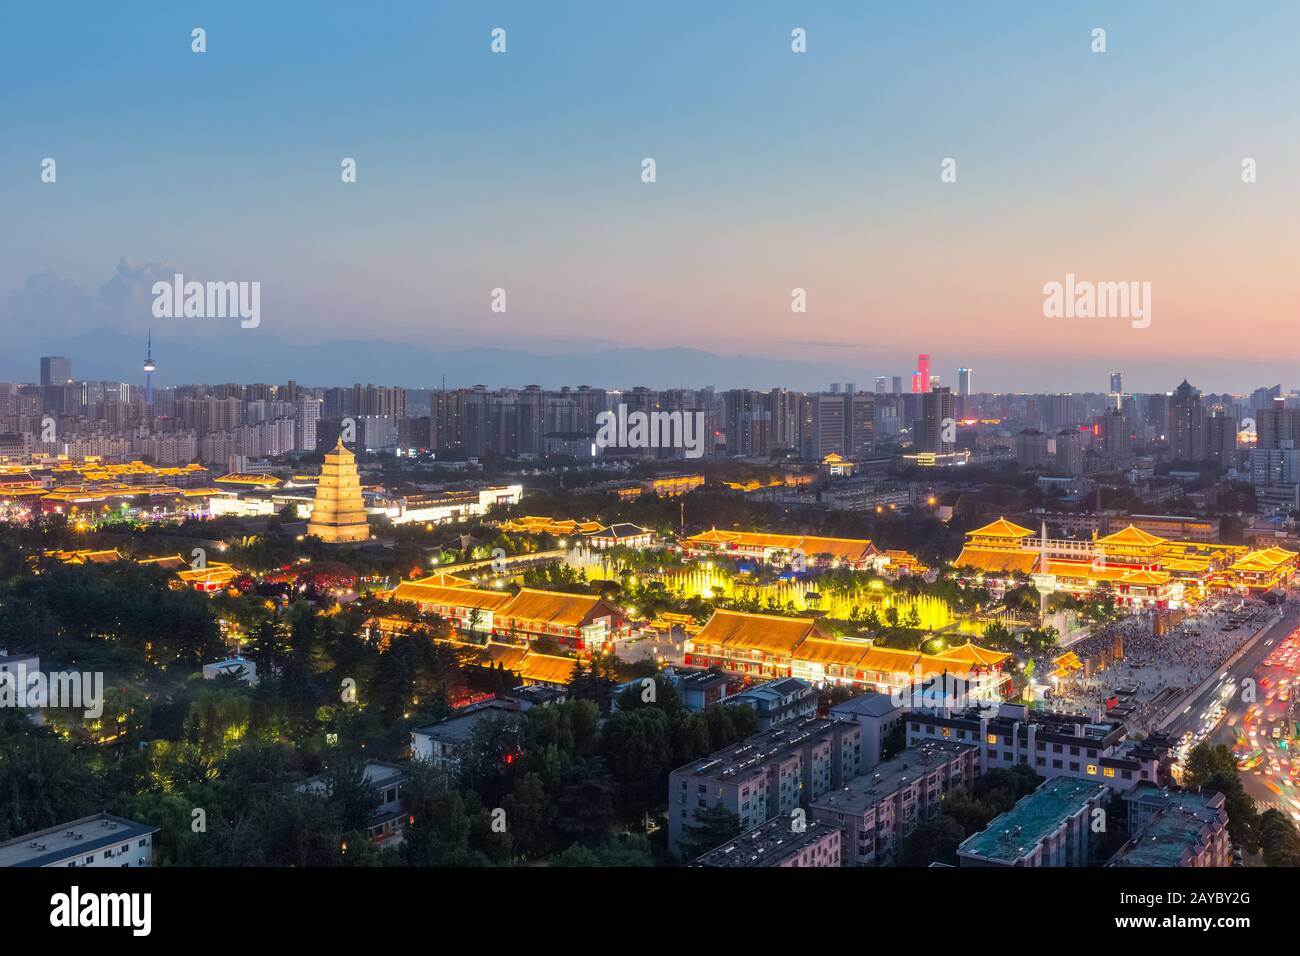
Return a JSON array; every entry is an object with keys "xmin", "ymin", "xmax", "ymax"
[{"xmin": 307, "ymin": 438, "xmax": 370, "ymax": 543}]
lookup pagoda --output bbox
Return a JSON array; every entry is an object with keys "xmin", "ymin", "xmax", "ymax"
[{"xmin": 307, "ymin": 438, "xmax": 370, "ymax": 543}]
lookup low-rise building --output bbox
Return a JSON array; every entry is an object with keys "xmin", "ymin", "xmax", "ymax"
[
  {"xmin": 667, "ymin": 717, "xmax": 862, "ymax": 857},
  {"xmin": 201, "ymin": 656, "xmax": 258, "ymax": 685},
  {"xmin": 411, "ymin": 698, "xmax": 524, "ymax": 770},
  {"xmin": 905, "ymin": 702, "xmax": 1169, "ymax": 791},
  {"xmin": 0, "ymin": 813, "xmax": 158, "ymax": 868},
  {"xmin": 1108, "ymin": 784, "xmax": 1231, "ymax": 867},
  {"xmin": 958, "ymin": 776, "xmax": 1109, "ymax": 867},
  {"xmin": 586, "ymin": 523, "xmax": 655, "ymax": 550},
  {"xmin": 299, "ymin": 761, "xmax": 409, "ymax": 846},
  {"xmin": 810, "ymin": 740, "xmax": 976, "ymax": 865},
  {"xmin": 730, "ymin": 677, "xmax": 817, "ymax": 730},
  {"xmin": 830, "ymin": 691, "xmax": 904, "ymax": 769},
  {"xmin": 691, "ymin": 816, "xmax": 842, "ymax": 868}
]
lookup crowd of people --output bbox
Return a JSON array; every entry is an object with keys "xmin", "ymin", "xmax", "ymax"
[{"xmin": 1047, "ymin": 602, "xmax": 1273, "ymax": 734}]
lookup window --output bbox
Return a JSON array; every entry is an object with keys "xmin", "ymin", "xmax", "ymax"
[
  {"xmin": 1086, "ymin": 764, "xmax": 1098, "ymax": 775},
  {"xmin": 1104, "ymin": 767, "xmax": 1115, "ymax": 778}
]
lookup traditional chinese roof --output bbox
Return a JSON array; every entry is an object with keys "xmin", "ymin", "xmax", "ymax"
[
  {"xmin": 391, "ymin": 580, "xmax": 513, "ymax": 611},
  {"xmin": 693, "ymin": 608, "xmax": 828, "ymax": 656},
  {"xmin": 214, "ymin": 473, "xmax": 284, "ymax": 488},
  {"xmin": 1230, "ymin": 546, "xmax": 1299, "ymax": 572},
  {"xmin": 516, "ymin": 652, "xmax": 579, "ymax": 685},
  {"xmin": 954, "ymin": 547, "xmax": 1040, "ymax": 573},
  {"xmin": 412, "ymin": 571, "xmax": 473, "ymax": 588},
  {"xmin": 499, "ymin": 588, "xmax": 617, "ymax": 628},
  {"xmin": 436, "ymin": 639, "xmax": 577, "ymax": 685},
  {"xmin": 176, "ymin": 562, "xmax": 238, "ymax": 586},
  {"xmin": 137, "ymin": 555, "xmax": 189, "ymax": 570},
  {"xmin": 498, "ymin": 516, "xmax": 603, "ymax": 535},
  {"xmin": 1096, "ymin": 525, "xmax": 1168, "ymax": 548},
  {"xmin": 967, "ymin": 518, "xmax": 1035, "ymax": 539},
  {"xmin": 932, "ymin": 641, "xmax": 1012, "ymax": 668},
  {"xmin": 685, "ymin": 530, "xmax": 876, "ymax": 563},
  {"xmin": 1053, "ymin": 650, "xmax": 1083, "ymax": 672},
  {"xmin": 45, "ymin": 548, "xmax": 124, "ymax": 564},
  {"xmin": 1119, "ymin": 569, "xmax": 1172, "ymax": 586}
]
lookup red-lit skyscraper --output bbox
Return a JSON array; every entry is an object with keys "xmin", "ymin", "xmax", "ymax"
[{"xmin": 913, "ymin": 354, "xmax": 931, "ymax": 393}]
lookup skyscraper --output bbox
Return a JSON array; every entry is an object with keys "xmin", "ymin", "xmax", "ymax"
[
  {"xmin": 917, "ymin": 387, "xmax": 954, "ymax": 453},
  {"xmin": 957, "ymin": 368, "xmax": 972, "ymax": 396},
  {"xmin": 1168, "ymin": 380, "xmax": 1207, "ymax": 463},
  {"xmin": 1109, "ymin": 371, "xmax": 1123, "ymax": 395},
  {"xmin": 39, "ymin": 356, "xmax": 72, "ymax": 386},
  {"xmin": 844, "ymin": 392, "xmax": 875, "ymax": 458},
  {"xmin": 809, "ymin": 393, "xmax": 847, "ymax": 458},
  {"xmin": 913, "ymin": 354, "xmax": 931, "ymax": 394},
  {"xmin": 307, "ymin": 438, "xmax": 370, "ymax": 543}
]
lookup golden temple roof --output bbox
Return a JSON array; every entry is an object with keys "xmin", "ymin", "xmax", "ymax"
[
  {"xmin": 392, "ymin": 580, "xmax": 513, "ymax": 610},
  {"xmin": 685, "ymin": 530, "xmax": 877, "ymax": 562},
  {"xmin": 954, "ymin": 547, "xmax": 1040, "ymax": 573},
  {"xmin": 967, "ymin": 518, "xmax": 1035, "ymax": 539},
  {"xmin": 499, "ymin": 588, "xmax": 617, "ymax": 628},
  {"xmin": 933, "ymin": 641, "xmax": 1013, "ymax": 668},
  {"xmin": 1096, "ymin": 525, "xmax": 1168, "ymax": 548},
  {"xmin": 693, "ymin": 608, "xmax": 828, "ymax": 656}
]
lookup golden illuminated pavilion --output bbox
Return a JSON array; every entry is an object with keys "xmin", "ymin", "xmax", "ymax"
[{"xmin": 307, "ymin": 439, "xmax": 370, "ymax": 543}]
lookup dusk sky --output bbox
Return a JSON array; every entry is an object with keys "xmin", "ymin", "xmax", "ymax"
[{"xmin": 2, "ymin": 1, "xmax": 1298, "ymax": 392}]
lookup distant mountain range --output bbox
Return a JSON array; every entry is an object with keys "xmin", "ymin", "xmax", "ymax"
[{"xmin": 0, "ymin": 326, "xmax": 878, "ymax": 391}]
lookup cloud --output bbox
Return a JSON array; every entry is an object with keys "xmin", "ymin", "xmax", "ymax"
[
  {"xmin": 98, "ymin": 258, "xmax": 178, "ymax": 327},
  {"xmin": 1, "ymin": 258, "xmax": 177, "ymax": 344}
]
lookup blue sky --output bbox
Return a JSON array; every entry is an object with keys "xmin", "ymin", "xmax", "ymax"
[{"xmin": 2, "ymin": 1, "xmax": 1298, "ymax": 390}]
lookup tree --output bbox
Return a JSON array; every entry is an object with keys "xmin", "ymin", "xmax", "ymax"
[
  {"xmin": 894, "ymin": 813, "xmax": 965, "ymax": 866},
  {"xmin": 554, "ymin": 757, "xmax": 617, "ymax": 848},
  {"xmin": 501, "ymin": 772, "xmax": 557, "ymax": 860},
  {"xmin": 602, "ymin": 707, "xmax": 674, "ymax": 823},
  {"xmin": 1259, "ymin": 809, "xmax": 1300, "ymax": 866},
  {"xmin": 677, "ymin": 803, "xmax": 744, "ymax": 862},
  {"xmin": 1183, "ymin": 742, "xmax": 1258, "ymax": 851},
  {"xmin": 568, "ymin": 655, "xmax": 620, "ymax": 711}
]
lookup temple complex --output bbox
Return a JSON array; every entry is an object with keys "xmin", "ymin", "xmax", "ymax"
[{"xmin": 953, "ymin": 517, "xmax": 1298, "ymax": 607}]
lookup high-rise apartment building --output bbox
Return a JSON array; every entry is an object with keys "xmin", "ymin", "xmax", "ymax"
[
  {"xmin": 39, "ymin": 356, "xmax": 72, "ymax": 386},
  {"xmin": 916, "ymin": 387, "xmax": 955, "ymax": 454},
  {"xmin": 1168, "ymin": 380, "xmax": 1206, "ymax": 462}
]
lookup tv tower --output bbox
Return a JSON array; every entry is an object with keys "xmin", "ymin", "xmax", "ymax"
[{"xmin": 143, "ymin": 331, "xmax": 156, "ymax": 404}]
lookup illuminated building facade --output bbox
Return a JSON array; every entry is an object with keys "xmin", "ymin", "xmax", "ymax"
[{"xmin": 952, "ymin": 517, "xmax": 1297, "ymax": 604}]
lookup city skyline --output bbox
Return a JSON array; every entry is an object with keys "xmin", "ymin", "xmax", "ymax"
[{"xmin": 4, "ymin": 342, "xmax": 1296, "ymax": 398}]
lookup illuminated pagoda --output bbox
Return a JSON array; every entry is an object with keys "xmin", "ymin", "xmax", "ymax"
[{"xmin": 307, "ymin": 438, "xmax": 370, "ymax": 543}]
